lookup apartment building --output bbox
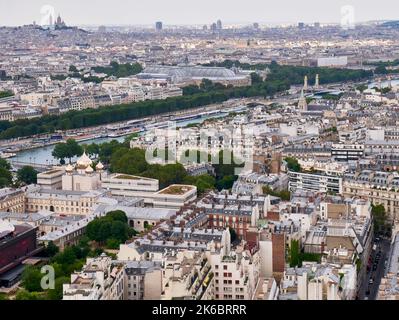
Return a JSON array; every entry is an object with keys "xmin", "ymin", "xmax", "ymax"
[
  {"xmin": 280, "ymin": 262, "xmax": 357, "ymax": 300},
  {"xmin": 124, "ymin": 261, "xmax": 162, "ymax": 300},
  {"xmin": 343, "ymin": 170, "xmax": 399, "ymax": 220},
  {"xmin": 63, "ymin": 255, "xmax": 125, "ymax": 300},
  {"xmin": 288, "ymin": 171, "xmax": 343, "ymax": 194},
  {"xmin": 161, "ymin": 251, "xmax": 214, "ymax": 300},
  {"xmin": 377, "ymin": 234, "xmax": 399, "ymax": 300},
  {"xmin": 206, "ymin": 240, "xmax": 260, "ymax": 300},
  {"xmin": 331, "ymin": 144, "xmax": 365, "ymax": 162}
]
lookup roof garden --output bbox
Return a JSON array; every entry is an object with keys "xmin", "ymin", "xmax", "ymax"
[{"xmin": 159, "ymin": 185, "xmax": 194, "ymax": 195}]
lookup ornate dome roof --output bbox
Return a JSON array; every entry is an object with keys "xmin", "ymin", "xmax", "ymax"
[
  {"xmin": 65, "ymin": 164, "xmax": 74, "ymax": 172},
  {"xmin": 85, "ymin": 166, "xmax": 94, "ymax": 174},
  {"xmin": 96, "ymin": 161, "xmax": 104, "ymax": 170},
  {"xmin": 76, "ymin": 151, "xmax": 93, "ymax": 169}
]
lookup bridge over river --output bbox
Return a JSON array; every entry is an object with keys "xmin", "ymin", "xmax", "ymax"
[{"xmin": 10, "ymin": 160, "xmax": 53, "ymax": 172}]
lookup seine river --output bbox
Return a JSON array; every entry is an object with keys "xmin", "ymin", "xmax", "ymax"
[{"xmin": 12, "ymin": 113, "xmax": 228, "ymax": 165}]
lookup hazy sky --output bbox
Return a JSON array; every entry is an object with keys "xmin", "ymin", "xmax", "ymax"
[{"xmin": 1, "ymin": 0, "xmax": 399, "ymax": 26}]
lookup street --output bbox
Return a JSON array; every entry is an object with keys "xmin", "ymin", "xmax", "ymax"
[{"xmin": 358, "ymin": 238, "xmax": 391, "ymax": 300}]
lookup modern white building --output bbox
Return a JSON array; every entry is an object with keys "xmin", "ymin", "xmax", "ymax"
[
  {"xmin": 152, "ymin": 185, "xmax": 197, "ymax": 210},
  {"xmin": 101, "ymin": 174, "xmax": 159, "ymax": 204}
]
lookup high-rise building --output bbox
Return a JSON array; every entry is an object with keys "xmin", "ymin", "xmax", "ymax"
[
  {"xmin": 216, "ymin": 19, "xmax": 222, "ymax": 30},
  {"xmin": 155, "ymin": 21, "xmax": 163, "ymax": 31},
  {"xmin": 303, "ymin": 75, "xmax": 308, "ymax": 91},
  {"xmin": 0, "ymin": 70, "xmax": 6, "ymax": 80},
  {"xmin": 298, "ymin": 89, "xmax": 308, "ymax": 111},
  {"xmin": 210, "ymin": 22, "xmax": 217, "ymax": 31},
  {"xmin": 253, "ymin": 22, "xmax": 259, "ymax": 29},
  {"xmin": 315, "ymin": 74, "xmax": 320, "ymax": 89},
  {"xmin": 298, "ymin": 22, "xmax": 305, "ymax": 29}
]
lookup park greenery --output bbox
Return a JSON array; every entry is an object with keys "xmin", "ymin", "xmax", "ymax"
[
  {"xmin": 56, "ymin": 137, "xmax": 243, "ymax": 193},
  {"xmin": 284, "ymin": 157, "xmax": 301, "ymax": 172},
  {"xmin": 16, "ymin": 237, "xmax": 102, "ymax": 300},
  {"xmin": 204, "ymin": 60, "xmax": 373, "ymax": 85},
  {"xmin": 52, "ymin": 62, "xmax": 143, "ymax": 83},
  {"xmin": 108, "ymin": 145, "xmax": 240, "ymax": 192},
  {"xmin": 52, "ymin": 138, "xmax": 84, "ymax": 164},
  {"xmin": 86, "ymin": 210, "xmax": 138, "ymax": 249},
  {"xmin": 0, "ymin": 90, "xmax": 14, "ymax": 99},
  {"xmin": 0, "ymin": 61, "xmax": 373, "ymax": 141},
  {"xmin": 91, "ymin": 61, "xmax": 143, "ymax": 78},
  {"xmin": 371, "ymin": 204, "xmax": 392, "ymax": 237},
  {"xmin": 262, "ymin": 186, "xmax": 291, "ymax": 201},
  {"xmin": 0, "ymin": 158, "xmax": 12, "ymax": 188},
  {"xmin": 365, "ymin": 59, "xmax": 399, "ymax": 75},
  {"xmin": 15, "ymin": 211, "xmax": 135, "ymax": 300},
  {"xmin": 0, "ymin": 158, "xmax": 38, "ymax": 188},
  {"xmin": 16, "ymin": 166, "xmax": 38, "ymax": 185},
  {"xmin": 289, "ymin": 239, "xmax": 322, "ymax": 267}
]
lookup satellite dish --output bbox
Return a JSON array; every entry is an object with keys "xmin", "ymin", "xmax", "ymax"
[{"xmin": 0, "ymin": 220, "xmax": 15, "ymax": 239}]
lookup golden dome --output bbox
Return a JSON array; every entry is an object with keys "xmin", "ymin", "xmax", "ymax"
[
  {"xmin": 65, "ymin": 164, "xmax": 74, "ymax": 172},
  {"xmin": 96, "ymin": 161, "xmax": 104, "ymax": 170},
  {"xmin": 76, "ymin": 151, "xmax": 93, "ymax": 169},
  {"xmin": 85, "ymin": 166, "xmax": 94, "ymax": 174}
]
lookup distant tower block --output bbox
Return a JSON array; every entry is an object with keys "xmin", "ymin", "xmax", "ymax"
[
  {"xmin": 298, "ymin": 89, "xmax": 308, "ymax": 111},
  {"xmin": 315, "ymin": 74, "xmax": 320, "ymax": 89},
  {"xmin": 303, "ymin": 75, "xmax": 308, "ymax": 90}
]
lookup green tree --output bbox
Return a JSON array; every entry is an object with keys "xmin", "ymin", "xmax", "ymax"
[
  {"xmin": 372, "ymin": 204, "xmax": 391, "ymax": 236},
  {"xmin": 17, "ymin": 166, "xmax": 38, "ymax": 185},
  {"xmin": 86, "ymin": 211, "xmax": 130, "ymax": 245},
  {"xmin": 263, "ymin": 186, "xmax": 291, "ymax": 201},
  {"xmin": 69, "ymin": 65, "xmax": 78, "ymax": 73},
  {"xmin": 0, "ymin": 293, "xmax": 8, "ymax": 300},
  {"xmin": 0, "ymin": 167, "xmax": 12, "ymax": 187},
  {"xmin": 106, "ymin": 238, "xmax": 121, "ymax": 249},
  {"xmin": 289, "ymin": 240, "xmax": 300, "ymax": 267},
  {"xmin": 183, "ymin": 174, "xmax": 216, "ymax": 195},
  {"xmin": 0, "ymin": 90, "xmax": 14, "ymax": 99},
  {"xmin": 46, "ymin": 277, "xmax": 70, "ymax": 300},
  {"xmin": 43, "ymin": 241, "xmax": 59, "ymax": 257},
  {"xmin": 250, "ymin": 72, "xmax": 263, "ymax": 84},
  {"xmin": 54, "ymin": 247, "xmax": 77, "ymax": 266},
  {"xmin": 83, "ymin": 143, "xmax": 100, "ymax": 157},
  {"xmin": 0, "ymin": 158, "xmax": 11, "ymax": 170},
  {"xmin": 229, "ymin": 227, "xmax": 237, "ymax": 243},
  {"xmin": 15, "ymin": 290, "xmax": 44, "ymax": 300},
  {"xmin": 21, "ymin": 266, "xmax": 43, "ymax": 292},
  {"xmin": 106, "ymin": 210, "xmax": 128, "ymax": 223},
  {"xmin": 285, "ymin": 157, "xmax": 301, "ymax": 172},
  {"xmin": 375, "ymin": 65, "xmax": 388, "ymax": 75},
  {"xmin": 52, "ymin": 139, "xmax": 83, "ymax": 164}
]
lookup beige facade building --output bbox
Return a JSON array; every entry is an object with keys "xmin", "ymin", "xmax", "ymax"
[
  {"xmin": 343, "ymin": 171, "xmax": 399, "ymax": 220},
  {"xmin": 25, "ymin": 188, "xmax": 104, "ymax": 215},
  {"xmin": 37, "ymin": 168, "xmax": 65, "ymax": 190},
  {"xmin": 0, "ymin": 188, "xmax": 25, "ymax": 213}
]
